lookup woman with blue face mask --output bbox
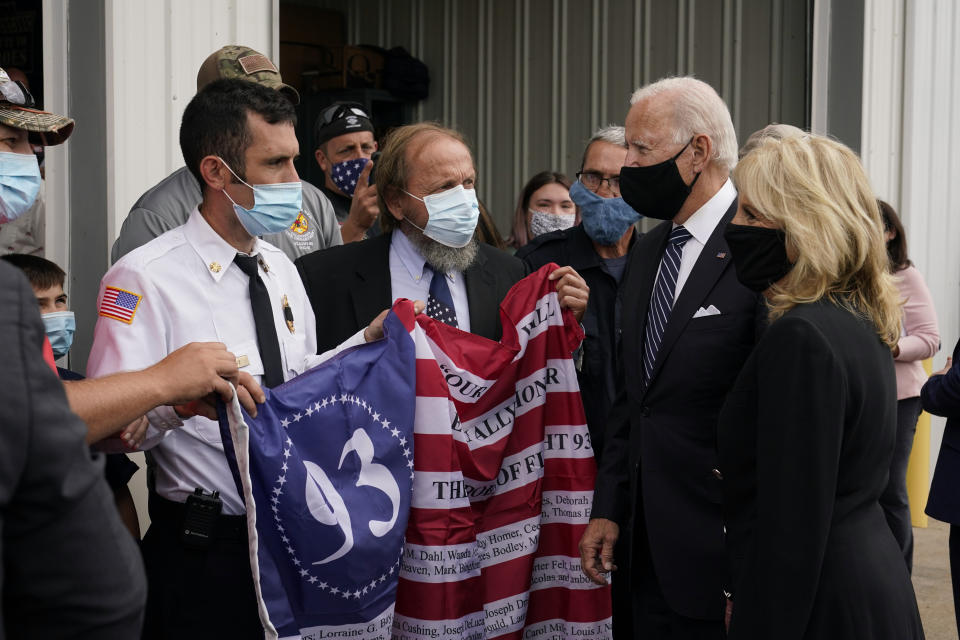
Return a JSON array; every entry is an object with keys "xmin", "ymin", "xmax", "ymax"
[{"xmin": 507, "ymin": 172, "xmax": 580, "ymax": 250}]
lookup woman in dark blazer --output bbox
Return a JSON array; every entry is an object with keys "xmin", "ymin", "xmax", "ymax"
[{"xmin": 717, "ymin": 133, "xmax": 924, "ymax": 639}]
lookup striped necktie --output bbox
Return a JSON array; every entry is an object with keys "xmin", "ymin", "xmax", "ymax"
[
  {"xmin": 425, "ymin": 265, "xmax": 459, "ymax": 328},
  {"xmin": 642, "ymin": 225, "xmax": 692, "ymax": 386}
]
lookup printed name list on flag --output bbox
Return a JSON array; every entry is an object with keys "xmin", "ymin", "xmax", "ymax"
[{"xmin": 221, "ymin": 264, "xmax": 612, "ymax": 640}]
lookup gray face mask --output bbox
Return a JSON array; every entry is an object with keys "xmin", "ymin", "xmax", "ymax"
[{"xmin": 528, "ymin": 210, "xmax": 576, "ymax": 238}]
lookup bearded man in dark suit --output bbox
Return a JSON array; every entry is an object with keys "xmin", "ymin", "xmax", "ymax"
[
  {"xmin": 579, "ymin": 76, "xmax": 762, "ymax": 639},
  {"xmin": 296, "ymin": 122, "xmax": 589, "ymax": 351}
]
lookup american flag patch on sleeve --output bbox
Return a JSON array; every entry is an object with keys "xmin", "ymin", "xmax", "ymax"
[{"xmin": 99, "ymin": 286, "xmax": 143, "ymax": 324}]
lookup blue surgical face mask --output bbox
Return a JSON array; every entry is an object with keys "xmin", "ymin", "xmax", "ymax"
[
  {"xmin": 569, "ymin": 180, "xmax": 642, "ymax": 246},
  {"xmin": 219, "ymin": 159, "xmax": 303, "ymax": 236},
  {"xmin": 42, "ymin": 310, "xmax": 75, "ymax": 359},
  {"xmin": 403, "ymin": 185, "xmax": 480, "ymax": 248},
  {"xmin": 0, "ymin": 150, "xmax": 42, "ymax": 224},
  {"xmin": 330, "ymin": 157, "xmax": 370, "ymax": 198}
]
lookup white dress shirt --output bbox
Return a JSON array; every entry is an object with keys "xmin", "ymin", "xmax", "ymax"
[
  {"xmin": 671, "ymin": 178, "xmax": 737, "ymax": 300},
  {"xmin": 387, "ymin": 229, "xmax": 471, "ymax": 331},
  {"xmin": 88, "ymin": 209, "xmax": 363, "ymax": 514}
]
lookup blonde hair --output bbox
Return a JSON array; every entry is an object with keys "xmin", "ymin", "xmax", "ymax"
[
  {"xmin": 739, "ymin": 122, "xmax": 805, "ymax": 159},
  {"xmin": 732, "ymin": 134, "xmax": 901, "ymax": 346}
]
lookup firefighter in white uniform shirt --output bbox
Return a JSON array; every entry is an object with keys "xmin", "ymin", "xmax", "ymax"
[{"xmin": 88, "ymin": 79, "xmax": 398, "ymax": 639}]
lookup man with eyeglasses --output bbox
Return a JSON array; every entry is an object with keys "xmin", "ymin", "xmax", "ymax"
[
  {"xmin": 515, "ymin": 125, "xmax": 636, "ymax": 638},
  {"xmin": 111, "ymin": 45, "xmax": 343, "ymax": 264},
  {"xmin": 313, "ymin": 101, "xmax": 382, "ymax": 242},
  {"xmin": 516, "ymin": 125, "xmax": 635, "ymax": 462}
]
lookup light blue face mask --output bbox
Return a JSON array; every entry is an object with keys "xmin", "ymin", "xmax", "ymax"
[
  {"xmin": 0, "ymin": 150, "xmax": 42, "ymax": 224},
  {"xmin": 219, "ymin": 159, "xmax": 303, "ymax": 236},
  {"xmin": 403, "ymin": 185, "xmax": 480, "ymax": 248},
  {"xmin": 569, "ymin": 180, "xmax": 641, "ymax": 246},
  {"xmin": 42, "ymin": 310, "xmax": 75, "ymax": 359}
]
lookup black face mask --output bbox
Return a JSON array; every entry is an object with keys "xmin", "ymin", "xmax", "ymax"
[
  {"xmin": 618, "ymin": 138, "xmax": 701, "ymax": 221},
  {"xmin": 723, "ymin": 222, "xmax": 795, "ymax": 292}
]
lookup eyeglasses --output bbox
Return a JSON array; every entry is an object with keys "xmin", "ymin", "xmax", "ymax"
[
  {"xmin": 577, "ymin": 171, "xmax": 620, "ymax": 193},
  {"xmin": 317, "ymin": 102, "xmax": 371, "ymax": 128}
]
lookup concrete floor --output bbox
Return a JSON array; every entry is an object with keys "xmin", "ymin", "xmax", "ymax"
[{"xmin": 915, "ymin": 520, "xmax": 956, "ymax": 639}]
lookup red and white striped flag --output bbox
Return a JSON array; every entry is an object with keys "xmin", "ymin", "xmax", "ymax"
[{"xmin": 393, "ymin": 263, "xmax": 611, "ymax": 639}]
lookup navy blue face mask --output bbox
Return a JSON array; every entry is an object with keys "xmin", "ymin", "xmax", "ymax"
[{"xmin": 569, "ymin": 180, "xmax": 641, "ymax": 246}]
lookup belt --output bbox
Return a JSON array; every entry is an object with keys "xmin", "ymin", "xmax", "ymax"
[{"xmin": 148, "ymin": 494, "xmax": 248, "ymax": 542}]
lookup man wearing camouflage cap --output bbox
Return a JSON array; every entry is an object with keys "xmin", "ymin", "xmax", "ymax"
[
  {"xmin": 1, "ymin": 68, "xmax": 279, "ymax": 636},
  {"xmin": 0, "ymin": 65, "xmax": 148, "ymax": 637},
  {"xmin": 111, "ymin": 45, "xmax": 343, "ymax": 263}
]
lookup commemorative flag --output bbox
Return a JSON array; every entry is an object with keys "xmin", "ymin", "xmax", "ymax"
[{"xmin": 221, "ymin": 264, "xmax": 612, "ymax": 639}]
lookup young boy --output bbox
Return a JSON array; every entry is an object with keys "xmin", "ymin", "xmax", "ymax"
[{"xmin": 1, "ymin": 253, "xmax": 142, "ymax": 538}]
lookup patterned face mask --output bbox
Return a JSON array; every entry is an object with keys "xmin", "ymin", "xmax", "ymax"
[
  {"xmin": 528, "ymin": 210, "xmax": 576, "ymax": 238},
  {"xmin": 330, "ymin": 157, "xmax": 371, "ymax": 197}
]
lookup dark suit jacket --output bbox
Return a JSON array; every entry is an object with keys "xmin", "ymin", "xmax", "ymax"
[
  {"xmin": 295, "ymin": 232, "xmax": 527, "ymax": 352},
  {"xmin": 925, "ymin": 338, "xmax": 960, "ymax": 524},
  {"xmin": 718, "ymin": 300, "xmax": 923, "ymax": 640},
  {"xmin": 592, "ymin": 200, "xmax": 761, "ymax": 621},
  {"xmin": 0, "ymin": 262, "xmax": 146, "ymax": 637}
]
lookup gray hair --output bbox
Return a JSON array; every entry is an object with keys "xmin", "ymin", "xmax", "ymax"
[
  {"xmin": 580, "ymin": 124, "xmax": 626, "ymax": 168},
  {"xmin": 630, "ymin": 76, "xmax": 738, "ymax": 172},
  {"xmin": 739, "ymin": 123, "xmax": 806, "ymax": 159}
]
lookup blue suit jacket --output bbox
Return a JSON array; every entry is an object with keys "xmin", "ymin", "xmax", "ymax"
[{"xmin": 925, "ymin": 338, "xmax": 960, "ymax": 523}]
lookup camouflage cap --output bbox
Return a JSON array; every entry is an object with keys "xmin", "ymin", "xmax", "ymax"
[
  {"xmin": 0, "ymin": 67, "xmax": 75, "ymax": 146},
  {"xmin": 196, "ymin": 45, "xmax": 300, "ymax": 105}
]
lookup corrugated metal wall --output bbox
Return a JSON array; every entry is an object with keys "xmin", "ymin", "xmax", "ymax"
[
  {"xmin": 105, "ymin": 0, "xmax": 278, "ymax": 245},
  {"xmin": 59, "ymin": 0, "xmax": 276, "ymax": 376},
  {"xmin": 859, "ymin": 0, "xmax": 960, "ymax": 476},
  {"xmin": 285, "ymin": 0, "xmax": 811, "ymax": 232},
  {"xmin": 890, "ymin": 0, "xmax": 960, "ymax": 471}
]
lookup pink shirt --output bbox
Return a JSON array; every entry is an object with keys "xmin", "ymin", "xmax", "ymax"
[{"xmin": 893, "ymin": 265, "xmax": 939, "ymax": 399}]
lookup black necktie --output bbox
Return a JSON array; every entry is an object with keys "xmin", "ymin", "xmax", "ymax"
[{"xmin": 234, "ymin": 254, "xmax": 284, "ymax": 388}]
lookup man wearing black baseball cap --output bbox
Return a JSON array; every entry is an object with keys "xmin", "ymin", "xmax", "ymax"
[{"xmin": 314, "ymin": 101, "xmax": 382, "ymax": 242}]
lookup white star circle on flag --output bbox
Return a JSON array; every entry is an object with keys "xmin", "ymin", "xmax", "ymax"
[{"xmin": 269, "ymin": 393, "xmax": 410, "ymax": 601}]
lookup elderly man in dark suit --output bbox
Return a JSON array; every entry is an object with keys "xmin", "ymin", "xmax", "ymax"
[
  {"xmin": 296, "ymin": 122, "xmax": 589, "ymax": 351},
  {"xmin": 579, "ymin": 76, "xmax": 761, "ymax": 639}
]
